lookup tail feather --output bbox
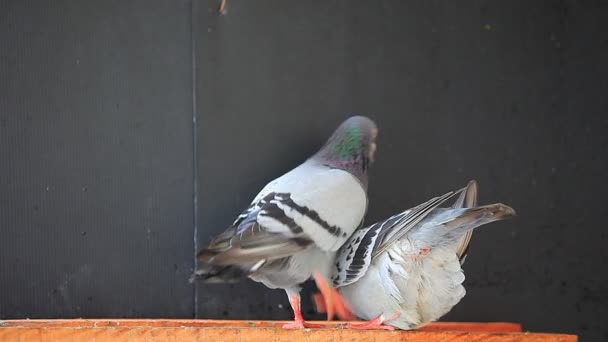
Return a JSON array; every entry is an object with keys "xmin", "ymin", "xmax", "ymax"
[
  {"xmin": 452, "ymin": 180, "xmax": 478, "ymax": 209},
  {"xmin": 411, "ymin": 202, "xmax": 515, "ymax": 249},
  {"xmin": 189, "ymin": 264, "xmax": 246, "ymax": 284},
  {"xmin": 443, "ymin": 203, "xmax": 516, "ymax": 235},
  {"xmin": 453, "ymin": 180, "xmax": 478, "ymax": 263}
]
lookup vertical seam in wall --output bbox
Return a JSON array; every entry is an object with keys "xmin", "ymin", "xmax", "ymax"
[
  {"xmin": 190, "ymin": 0, "xmax": 199, "ymax": 319},
  {"xmin": 558, "ymin": 0, "xmax": 567, "ymax": 116}
]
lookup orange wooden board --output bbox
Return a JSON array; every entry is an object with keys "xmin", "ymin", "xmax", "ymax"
[{"xmin": 0, "ymin": 319, "xmax": 577, "ymax": 341}]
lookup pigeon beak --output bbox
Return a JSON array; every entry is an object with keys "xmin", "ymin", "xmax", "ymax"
[
  {"xmin": 369, "ymin": 128, "xmax": 378, "ymax": 162},
  {"xmin": 369, "ymin": 142, "xmax": 377, "ymax": 162}
]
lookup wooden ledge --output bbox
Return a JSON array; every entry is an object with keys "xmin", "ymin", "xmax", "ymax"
[{"xmin": 0, "ymin": 319, "xmax": 577, "ymax": 341}]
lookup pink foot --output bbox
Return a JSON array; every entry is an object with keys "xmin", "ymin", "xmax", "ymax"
[
  {"xmin": 282, "ymin": 292, "xmax": 323, "ymax": 329},
  {"xmin": 346, "ymin": 322, "xmax": 395, "ymax": 330},
  {"xmin": 282, "ymin": 320, "xmax": 323, "ymax": 329},
  {"xmin": 345, "ymin": 313, "xmax": 399, "ymax": 330}
]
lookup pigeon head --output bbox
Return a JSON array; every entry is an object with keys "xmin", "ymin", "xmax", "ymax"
[{"xmin": 312, "ymin": 115, "xmax": 378, "ymax": 188}]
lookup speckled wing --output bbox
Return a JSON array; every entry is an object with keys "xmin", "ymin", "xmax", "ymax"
[{"xmin": 331, "ymin": 211, "xmax": 409, "ymax": 287}]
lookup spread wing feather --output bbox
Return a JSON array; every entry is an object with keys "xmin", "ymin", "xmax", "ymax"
[{"xmin": 332, "ymin": 188, "xmax": 465, "ymax": 288}]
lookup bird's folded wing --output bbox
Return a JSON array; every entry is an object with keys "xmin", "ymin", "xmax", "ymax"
[
  {"xmin": 198, "ymin": 216, "xmax": 312, "ymax": 266},
  {"xmin": 254, "ymin": 165, "xmax": 368, "ymax": 251}
]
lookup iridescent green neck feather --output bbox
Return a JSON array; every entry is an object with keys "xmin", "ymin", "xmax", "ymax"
[
  {"xmin": 334, "ymin": 127, "xmax": 362, "ymax": 159},
  {"xmin": 310, "ymin": 116, "xmax": 377, "ymax": 189}
]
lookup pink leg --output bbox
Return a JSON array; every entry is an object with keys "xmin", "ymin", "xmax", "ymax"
[
  {"xmin": 312, "ymin": 288, "xmax": 357, "ymax": 321},
  {"xmin": 332, "ymin": 287, "xmax": 357, "ymax": 321},
  {"xmin": 312, "ymin": 272, "xmax": 335, "ymax": 321},
  {"xmin": 345, "ymin": 312, "xmax": 400, "ymax": 330},
  {"xmin": 282, "ymin": 292, "xmax": 323, "ymax": 329}
]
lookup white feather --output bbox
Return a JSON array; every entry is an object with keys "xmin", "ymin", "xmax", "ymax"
[
  {"xmin": 340, "ymin": 244, "xmax": 466, "ymax": 330},
  {"xmin": 378, "ymin": 254, "xmax": 404, "ymax": 303}
]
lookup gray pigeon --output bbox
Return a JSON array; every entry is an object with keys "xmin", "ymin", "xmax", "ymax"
[
  {"xmin": 331, "ymin": 180, "xmax": 515, "ymax": 330},
  {"xmin": 193, "ymin": 116, "xmax": 378, "ymax": 329}
]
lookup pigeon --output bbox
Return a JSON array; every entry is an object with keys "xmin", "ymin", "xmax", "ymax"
[
  {"xmin": 330, "ymin": 180, "xmax": 515, "ymax": 330},
  {"xmin": 192, "ymin": 116, "xmax": 378, "ymax": 329}
]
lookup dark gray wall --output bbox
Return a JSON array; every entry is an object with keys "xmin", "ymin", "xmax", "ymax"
[
  {"xmin": 0, "ymin": 0, "xmax": 194, "ymax": 317},
  {"xmin": 1, "ymin": 1, "xmax": 606, "ymax": 341}
]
